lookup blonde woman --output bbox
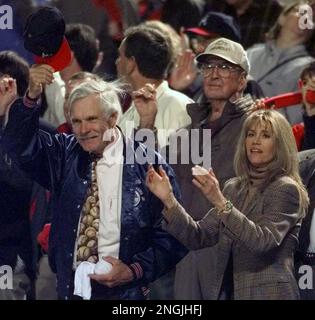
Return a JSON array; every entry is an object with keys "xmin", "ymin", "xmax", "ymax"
[{"xmin": 146, "ymin": 109, "xmax": 309, "ymax": 300}]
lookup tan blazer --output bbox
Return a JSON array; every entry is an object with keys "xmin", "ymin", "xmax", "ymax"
[{"xmin": 163, "ymin": 176, "xmax": 304, "ymax": 300}]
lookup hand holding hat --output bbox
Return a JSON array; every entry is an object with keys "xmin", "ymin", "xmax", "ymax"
[
  {"xmin": 23, "ymin": 6, "xmax": 71, "ymax": 72},
  {"xmin": 28, "ymin": 64, "xmax": 54, "ymax": 99}
]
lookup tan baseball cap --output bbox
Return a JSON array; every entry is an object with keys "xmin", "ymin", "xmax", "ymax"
[{"xmin": 196, "ymin": 37, "xmax": 250, "ymax": 74}]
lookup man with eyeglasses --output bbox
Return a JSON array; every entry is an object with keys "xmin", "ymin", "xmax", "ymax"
[
  {"xmin": 167, "ymin": 37, "xmax": 255, "ymax": 299},
  {"xmin": 169, "ymin": 12, "xmax": 264, "ymax": 101},
  {"xmin": 198, "ymin": 62, "xmax": 242, "ymax": 78}
]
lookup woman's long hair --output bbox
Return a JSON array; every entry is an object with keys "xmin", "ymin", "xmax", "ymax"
[{"xmin": 234, "ymin": 110, "xmax": 309, "ymax": 212}]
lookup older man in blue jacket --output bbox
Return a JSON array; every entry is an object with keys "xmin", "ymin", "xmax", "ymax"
[{"xmin": 0, "ymin": 65, "xmax": 187, "ymax": 300}]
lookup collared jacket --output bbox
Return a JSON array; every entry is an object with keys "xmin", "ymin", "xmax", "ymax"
[{"xmin": 2, "ymin": 97, "xmax": 187, "ymax": 300}]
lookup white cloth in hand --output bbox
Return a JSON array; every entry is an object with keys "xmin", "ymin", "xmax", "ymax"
[
  {"xmin": 74, "ymin": 261, "xmax": 95, "ymax": 300},
  {"xmin": 74, "ymin": 259, "xmax": 113, "ymax": 300}
]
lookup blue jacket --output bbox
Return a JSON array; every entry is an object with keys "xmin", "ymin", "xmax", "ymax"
[{"xmin": 2, "ymin": 98, "xmax": 187, "ymax": 299}]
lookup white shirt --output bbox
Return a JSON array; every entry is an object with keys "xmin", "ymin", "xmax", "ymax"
[
  {"xmin": 73, "ymin": 129, "xmax": 124, "ymax": 269},
  {"xmin": 119, "ymin": 80, "xmax": 193, "ymax": 148},
  {"xmin": 96, "ymin": 128, "xmax": 124, "ymax": 259}
]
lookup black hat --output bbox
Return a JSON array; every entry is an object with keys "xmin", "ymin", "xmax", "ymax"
[
  {"xmin": 23, "ymin": 6, "xmax": 71, "ymax": 71},
  {"xmin": 185, "ymin": 11, "xmax": 241, "ymax": 43}
]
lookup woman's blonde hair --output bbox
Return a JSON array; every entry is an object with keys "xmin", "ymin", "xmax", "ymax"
[{"xmin": 234, "ymin": 110, "xmax": 309, "ymax": 211}]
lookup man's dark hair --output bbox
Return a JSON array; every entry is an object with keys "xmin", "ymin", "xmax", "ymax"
[
  {"xmin": 301, "ymin": 62, "xmax": 315, "ymax": 81},
  {"xmin": 123, "ymin": 26, "xmax": 172, "ymax": 80},
  {"xmin": 0, "ymin": 51, "xmax": 29, "ymax": 96},
  {"xmin": 65, "ymin": 23, "xmax": 98, "ymax": 72}
]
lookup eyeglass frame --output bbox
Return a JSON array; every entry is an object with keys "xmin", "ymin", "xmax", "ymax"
[{"xmin": 197, "ymin": 61, "xmax": 244, "ymax": 78}]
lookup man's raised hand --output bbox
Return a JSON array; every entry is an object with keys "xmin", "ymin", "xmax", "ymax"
[
  {"xmin": 0, "ymin": 76, "xmax": 17, "ymax": 116},
  {"xmin": 28, "ymin": 64, "xmax": 54, "ymax": 99},
  {"xmin": 132, "ymin": 83, "xmax": 157, "ymax": 129}
]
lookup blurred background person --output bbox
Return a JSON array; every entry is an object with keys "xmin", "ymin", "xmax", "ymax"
[
  {"xmin": 117, "ymin": 26, "xmax": 192, "ymax": 149},
  {"xmin": 247, "ymin": 0, "xmax": 315, "ymax": 125},
  {"xmin": 205, "ymin": 0, "xmax": 282, "ymax": 49},
  {"xmin": 292, "ymin": 62, "xmax": 315, "ymax": 151},
  {"xmin": 160, "ymin": 0, "xmax": 206, "ymax": 34},
  {"xmin": 0, "ymin": 50, "xmax": 56, "ymax": 300}
]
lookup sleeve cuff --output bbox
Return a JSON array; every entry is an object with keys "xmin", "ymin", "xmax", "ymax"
[
  {"xmin": 24, "ymin": 92, "xmax": 41, "ymax": 108},
  {"xmin": 129, "ymin": 262, "xmax": 143, "ymax": 280}
]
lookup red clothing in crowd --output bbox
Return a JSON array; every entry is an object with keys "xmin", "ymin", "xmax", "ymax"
[{"xmin": 292, "ymin": 123, "xmax": 305, "ymax": 151}]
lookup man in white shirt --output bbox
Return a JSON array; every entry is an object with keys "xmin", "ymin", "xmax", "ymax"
[{"xmin": 117, "ymin": 26, "xmax": 193, "ymax": 148}]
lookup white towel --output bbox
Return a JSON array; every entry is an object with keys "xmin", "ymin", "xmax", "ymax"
[
  {"xmin": 73, "ymin": 260, "xmax": 113, "ymax": 300},
  {"xmin": 74, "ymin": 262, "xmax": 95, "ymax": 300}
]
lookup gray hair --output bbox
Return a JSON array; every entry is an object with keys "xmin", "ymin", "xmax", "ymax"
[{"xmin": 68, "ymin": 79, "xmax": 123, "ymax": 121}]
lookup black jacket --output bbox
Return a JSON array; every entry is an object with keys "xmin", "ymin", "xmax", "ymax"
[{"xmin": 0, "ymin": 113, "xmax": 56, "ymax": 278}]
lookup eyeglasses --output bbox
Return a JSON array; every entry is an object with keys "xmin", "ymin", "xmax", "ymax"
[{"xmin": 198, "ymin": 63, "xmax": 242, "ymax": 78}]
